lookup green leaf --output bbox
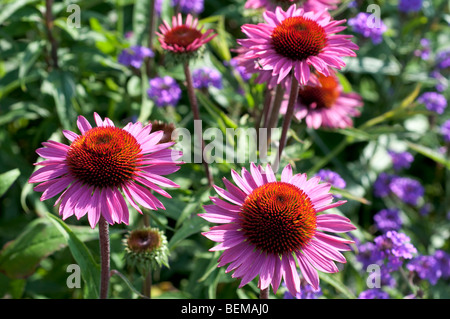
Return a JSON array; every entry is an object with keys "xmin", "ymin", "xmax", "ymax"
[
  {"xmin": 46, "ymin": 213, "xmax": 101, "ymax": 299},
  {"xmin": 0, "ymin": 0, "xmax": 40, "ymax": 25},
  {"xmin": 41, "ymin": 70, "xmax": 77, "ymax": 130},
  {"xmin": 168, "ymin": 215, "xmax": 209, "ymax": 250},
  {"xmin": 319, "ymin": 272, "xmax": 356, "ymax": 299},
  {"xmin": 19, "ymin": 41, "xmax": 44, "ymax": 91},
  {"xmin": 343, "ymin": 57, "xmax": 401, "ymax": 75},
  {"xmin": 406, "ymin": 141, "xmax": 450, "ymax": 170},
  {"xmin": 0, "ymin": 168, "xmax": 20, "ymax": 197}
]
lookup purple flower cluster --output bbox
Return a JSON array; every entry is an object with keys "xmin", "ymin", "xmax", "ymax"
[
  {"xmin": 316, "ymin": 169, "xmax": 346, "ymax": 188},
  {"xmin": 228, "ymin": 58, "xmax": 252, "ymax": 81},
  {"xmin": 407, "ymin": 250, "xmax": 450, "ymax": 285},
  {"xmin": 417, "ymin": 92, "xmax": 448, "ymax": 114},
  {"xmin": 388, "ymin": 150, "xmax": 414, "ymax": 171},
  {"xmin": 435, "ymin": 48, "xmax": 450, "ymax": 70},
  {"xmin": 374, "ymin": 173, "xmax": 424, "ymax": 206},
  {"xmin": 118, "ymin": 46, "xmax": 154, "ymax": 69},
  {"xmin": 283, "ymin": 280, "xmax": 322, "ymax": 299},
  {"xmin": 192, "ymin": 67, "xmax": 223, "ymax": 90},
  {"xmin": 374, "ymin": 208, "xmax": 402, "ymax": 233},
  {"xmin": 348, "ymin": 12, "xmax": 387, "ymax": 45},
  {"xmin": 155, "ymin": 0, "xmax": 204, "ymax": 15},
  {"xmin": 147, "ymin": 76, "xmax": 182, "ymax": 107},
  {"xmin": 414, "ymin": 38, "xmax": 431, "ymax": 60},
  {"xmin": 441, "ymin": 120, "xmax": 450, "ymax": 142},
  {"xmin": 358, "ymin": 289, "xmax": 390, "ymax": 299},
  {"xmin": 398, "ymin": 0, "xmax": 422, "ymax": 13}
]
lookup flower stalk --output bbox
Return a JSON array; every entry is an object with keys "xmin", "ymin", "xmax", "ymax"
[{"xmin": 99, "ymin": 215, "xmax": 110, "ymax": 299}]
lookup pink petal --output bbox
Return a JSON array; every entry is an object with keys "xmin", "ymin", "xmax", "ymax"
[
  {"xmin": 297, "ymin": 253, "xmax": 319, "ymax": 290},
  {"xmin": 282, "ymin": 254, "xmax": 300, "ymax": 296},
  {"xmin": 76, "ymin": 115, "xmax": 92, "ymax": 134}
]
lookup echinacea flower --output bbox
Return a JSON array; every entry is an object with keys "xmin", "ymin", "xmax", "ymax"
[
  {"xmin": 280, "ymin": 72, "xmax": 362, "ymax": 129},
  {"xmin": 237, "ymin": 5, "xmax": 358, "ymax": 86},
  {"xmin": 29, "ymin": 113, "xmax": 183, "ymax": 228},
  {"xmin": 200, "ymin": 163, "xmax": 356, "ymax": 296},
  {"xmin": 156, "ymin": 13, "xmax": 217, "ymax": 58}
]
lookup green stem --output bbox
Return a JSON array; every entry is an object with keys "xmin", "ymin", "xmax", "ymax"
[{"xmin": 98, "ymin": 215, "xmax": 110, "ymax": 299}]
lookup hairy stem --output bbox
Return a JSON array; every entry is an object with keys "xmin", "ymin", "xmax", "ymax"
[
  {"xmin": 44, "ymin": 0, "xmax": 59, "ymax": 69},
  {"xmin": 98, "ymin": 215, "xmax": 110, "ymax": 299}
]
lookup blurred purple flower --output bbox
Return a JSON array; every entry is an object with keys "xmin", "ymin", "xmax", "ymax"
[
  {"xmin": 118, "ymin": 46, "xmax": 154, "ymax": 68},
  {"xmin": 283, "ymin": 280, "xmax": 322, "ymax": 299},
  {"xmin": 316, "ymin": 169, "xmax": 346, "ymax": 188},
  {"xmin": 356, "ymin": 242, "xmax": 383, "ymax": 269},
  {"xmin": 407, "ymin": 255, "xmax": 442, "ymax": 285},
  {"xmin": 430, "ymin": 70, "xmax": 448, "ymax": 93},
  {"xmin": 358, "ymin": 289, "xmax": 389, "ymax": 299},
  {"xmin": 417, "ymin": 92, "xmax": 447, "ymax": 114},
  {"xmin": 373, "ymin": 172, "xmax": 395, "ymax": 198},
  {"xmin": 348, "ymin": 12, "xmax": 387, "ymax": 45},
  {"xmin": 192, "ymin": 67, "xmax": 223, "ymax": 90},
  {"xmin": 398, "ymin": 0, "xmax": 422, "ymax": 12},
  {"xmin": 228, "ymin": 57, "xmax": 252, "ymax": 81},
  {"xmin": 434, "ymin": 250, "xmax": 450, "ymax": 279},
  {"xmin": 147, "ymin": 76, "xmax": 182, "ymax": 107},
  {"xmin": 414, "ymin": 38, "xmax": 431, "ymax": 60},
  {"xmin": 389, "ymin": 176, "xmax": 424, "ymax": 206},
  {"xmin": 374, "ymin": 208, "xmax": 402, "ymax": 233},
  {"xmin": 440, "ymin": 120, "xmax": 450, "ymax": 142},
  {"xmin": 435, "ymin": 48, "xmax": 450, "ymax": 70},
  {"xmin": 155, "ymin": 0, "xmax": 204, "ymax": 15},
  {"xmin": 388, "ymin": 150, "xmax": 414, "ymax": 171}
]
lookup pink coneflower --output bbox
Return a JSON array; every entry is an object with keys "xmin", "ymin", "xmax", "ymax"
[
  {"xmin": 199, "ymin": 163, "xmax": 356, "ymax": 296},
  {"xmin": 29, "ymin": 113, "xmax": 183, "ymax": 228},
  {"xmin": 156, "ymin": 13, "xmax": 216, "ymax": 56},
  {"xmin": 281, "ymin": 72, "xmax": 362, "ymax": 129},
  {"xmin": 238, "ymin": 5, "xmax": 358, "ymax": 86}
]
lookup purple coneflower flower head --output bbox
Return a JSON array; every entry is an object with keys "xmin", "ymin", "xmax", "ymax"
[
  {"xmin": 417, "ymin": 92, "xmax": 447, "ymax": 114},
  {"xmin": 374, "ymin": 208, "xmax": 402, "ymax": 233},
  {"xmin": 398, "ymin": 0, "xmax": 422, "ymax": 12},
  {"xmin": 199, "ymin": 163, "xmax": 356, "ymax": 296},
  {"xmin": 118, "ymin": 46, "xmax": 154, "ymax": 68},
  {"xmin": 389, "ymin": 176, "xmax": 424, "ymax": 206},
  {"xmin": 280, "ymin": 72, "xmax": 363, "ymax": 129},
  {"xmin": 237, "ymin": 5, "xmax": 358, "ymax": 86},
  {"xmin": 358, "ymin": 289, "xmax": 389, "ymax": 299},
  {"xmin": 407, "ymin": 255, "xmax": 442, "ymax": 285},
  {"xmin": 440, "ymin": 120, "xmax": 450, "ymax": 142},
  {"xmin": 192, "ymin": 67, "xmax": 223, "ymax": 89},
  {"xmin": 156, "ymin": 13, "xmax": 217, "ymax": 57},
  {"xmin": 388, "ymin": 150, "xmax": 414, "ymax": 171},
  {"xmin": 28, "ymin": 113, "xmax": 183, "ymax": 228},
  {"xmin": 348, "ymin": 12, "xmax": 387, "ymax": 45},
  {"xmin": 147, "ymin": 76, "xmax": 182, "ymax": 107}
]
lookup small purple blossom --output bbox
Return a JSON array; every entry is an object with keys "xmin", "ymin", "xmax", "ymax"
[
  {"xmin": 417, "ymin": 92, "xmax": 448, "ymax": 114},
  {"xmin": 435, "ymin": 48, "xmax": 450, "ymax": 70},
  {"xmin": 430, "ymin": 70, "xmax": 448, "ymax": 92},
  {"xmin": 440, "ymin": 120, "xmax": 450, "ymax": 142},
  {"xmin": 398, "ymin": 0, "xmax": 422, "ymax": 13},
  {"xmin": 316, "ymin": 169, "xmax": 346, "ymax": 189},
  {"xmin": 283, "ymin": 280, "xmax": 322, "ymax": 299},
  {"xmin": 374, "ymin": 208, "xmax": 402, "ymax": 233},
  {"xmin": 147, "ymin": 76, "xmax": 182, "ymax": 107},
  {"xmin": 348, "ymin": 12, "xmax": 387, "ymax": 45},
  {"xmin": 228, "ymin": 58, "xmax": 252, "ymax": 81},
  {"xmin": 389, "ymin": 176, "xmax": 424, "ymax": 206},
  {"xmin": 434, "ymin": 250, "xmax": 450, "ymax": 279},
  {"xmin": 192, "ymin": 67, "xmax": 223, "ymax": 90},
  {"xmin": 118, "ymin": 46, "xmax": 154, "ymax": 69},
  {"xmin": 356, "ymin": 242, "xmax": 383, "ymax": 269},
  {"xmin": 373, "ymin": 173, "xmax": 395, "ymax": 198},
  {"xmin": 358, "ymin": 289, "xmax": 390, "ymax": 299},
  {"xmin": 388, "ymin": 150, "xmax": 414, "ymax": 171},
  {"xmin": 407, "ymin": 255, "xmax": 442, "ymax": 285},
  {"xmin": 374, "ymin": 231, "xmax": 417, "ymax": 261},
  {"xmin": 155, "ymin": 0, "xmax": 204, "ymax": 15},
  {"xmin": 414, "ymin": 38, "xmax": 431, "ymax": 60}
]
